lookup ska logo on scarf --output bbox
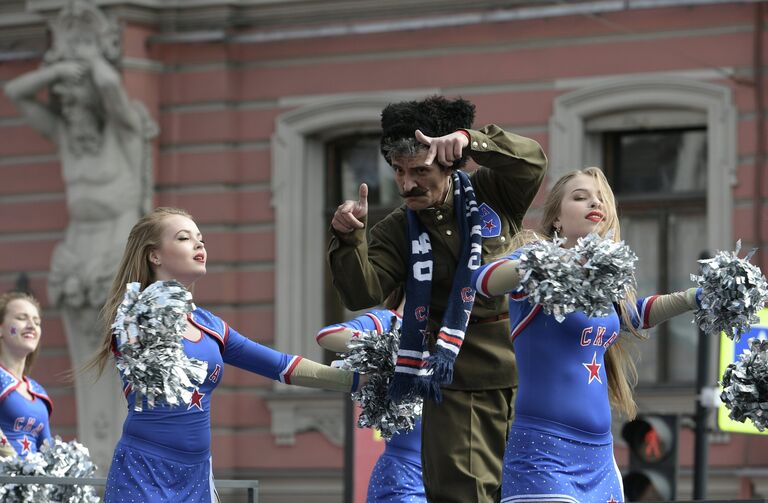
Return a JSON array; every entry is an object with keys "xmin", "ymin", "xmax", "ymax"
[{"xmin": 478, "ymin": 203, "xmax": 501, "ymax": 238}]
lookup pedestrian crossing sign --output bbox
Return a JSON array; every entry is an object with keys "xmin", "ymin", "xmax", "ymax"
[{"xmin": 717, "ymin": 308, "xmax": 768, "ymax": 435}]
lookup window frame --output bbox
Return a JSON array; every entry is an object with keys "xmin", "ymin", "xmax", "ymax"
[{"xmin": 602, "ymin": 126, "xmax": 708, "ymax": 383}]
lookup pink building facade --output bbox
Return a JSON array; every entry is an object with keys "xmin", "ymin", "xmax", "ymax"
[{"xmin": 0, "ymin": 0, "xmax": 765, "ymax": 500}]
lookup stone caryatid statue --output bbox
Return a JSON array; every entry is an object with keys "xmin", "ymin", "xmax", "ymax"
[{"xmin": 4, "ymin": 0, "xmax": 157, "ymax": 473}]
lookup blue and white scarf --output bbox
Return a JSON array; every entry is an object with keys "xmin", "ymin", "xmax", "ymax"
[{"xmin": 390, "ymin": 170, "xmax": 482, "ymax": 402}]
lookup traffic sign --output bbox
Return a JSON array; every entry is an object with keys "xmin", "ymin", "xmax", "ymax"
[{"xmin": 717, "ymin": 308, "xmax": 768, "ymax": 435}]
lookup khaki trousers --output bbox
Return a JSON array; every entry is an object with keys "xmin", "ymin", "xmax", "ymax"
[{"xmin": 421, "ymin": 387, "xmax": 515, "ymax": 503}]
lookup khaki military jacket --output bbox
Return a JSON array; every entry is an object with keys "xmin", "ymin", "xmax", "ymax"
[{"xmin": 328, "ymin": 125, "xmax": 547, "ymax": 390}]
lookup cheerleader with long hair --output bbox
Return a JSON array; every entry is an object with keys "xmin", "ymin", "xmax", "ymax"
[
  {"xmin": 473, "ymin": 167, "xmax": 700, "ymax": 503},
  {"xmin": 87, "ymin": 207, "xmax": 363, "ymax": 503}
]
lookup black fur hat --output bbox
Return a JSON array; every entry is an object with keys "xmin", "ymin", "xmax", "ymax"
[{"xmin": 380, "ymin": 96, "xmax": 476, "ymax": 167}]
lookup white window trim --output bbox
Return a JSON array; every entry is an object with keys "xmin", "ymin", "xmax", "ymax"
[{"xmin": 549, "ymin": 76, "xmax": 736, "ymax": 254}]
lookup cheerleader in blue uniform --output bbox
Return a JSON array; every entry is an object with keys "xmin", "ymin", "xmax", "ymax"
[
  {"xmin": 316, "ymin": 288, "xmax": 425, "ymax": 503},
  {"xmin": 0, "ymin": 292, "xmax": 52, "ymax": 458},
  {"xmin": 472, "ymin": 168, "xmax": 701, "ymax": 503},
  {"xmin": 87, "ymin": 207, "xmax": 363, "ymax": 503}
]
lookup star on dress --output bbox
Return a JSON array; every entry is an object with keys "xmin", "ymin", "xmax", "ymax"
[
  {"xmin": 187, "ymin": 388, "xmax": 205, "ymax": 411},
  {"xmin": 583, "ymin": 351, "xmax": 602, "ymax": 384},
  {"xmin": 18, "ymin": 435, "xmax": 31, "ymax": 454}
]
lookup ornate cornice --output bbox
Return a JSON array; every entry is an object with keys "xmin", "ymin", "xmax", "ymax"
[
  {"xmin": 21, "ymin": 0, "xmax": 536, "ymax": 28},
  {"xmin": 7, "ymin": 0, "xmax": 519, "ymax": 53},
  {"xmin": 0, "ymin": 0, "xmax": 743, "ymax": 58}
]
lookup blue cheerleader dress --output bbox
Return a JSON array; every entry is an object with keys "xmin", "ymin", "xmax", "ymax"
[{"xmin": 105, "ymin": 307, "xmax": 305, "ymax": 502}]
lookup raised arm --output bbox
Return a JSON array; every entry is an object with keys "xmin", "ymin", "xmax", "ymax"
[
  {"xmin": 328, "ymin": 215, "xmax": 406, "ymax": 310},
  {"xmin": 3, "ymin": 63, "xmax": 81, "ymax": 141},
  {"xmin": 469, "ymin": 125, "xmax": 548, "ymax": 224},
  {"xmin": 331, "ymin": 182, "xmax": 368, "ymax": 234},
  {"xmin": 88, "ymin": 55, "xmax": 142, "ymax": 133},
  {"xmin": 328, "ymin": 185, "xmax": 406, "ymax": 311}
]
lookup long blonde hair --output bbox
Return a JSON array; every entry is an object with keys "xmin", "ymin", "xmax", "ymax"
[
  {"xmin": 0, "ymin": 292, "xmax": 43, "ymax": 376},
  {"xmin": 84, "ymin": 207, "xmax": 192, "ymax": 377},
  {"xmin": 517, "ymin": 167, "xmax": 644, "ymax": 419}
]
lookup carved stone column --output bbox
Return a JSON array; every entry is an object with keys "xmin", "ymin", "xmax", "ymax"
[{"xmin": 4, "ymin": 0, "xmax": 158, "ymax": 474}]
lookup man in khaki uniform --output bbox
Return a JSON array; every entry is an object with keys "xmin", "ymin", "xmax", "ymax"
[{"xmin": 329, "ymin": 96, "xmax": 546, "ymax": 502}]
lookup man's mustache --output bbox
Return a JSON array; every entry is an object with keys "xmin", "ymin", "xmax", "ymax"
[{"xmin": 400, "ymin": 188, "xmax": 428, "ymax": 198}]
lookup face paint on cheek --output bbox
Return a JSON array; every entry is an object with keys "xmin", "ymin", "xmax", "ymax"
[{"xmin": 9, "ymin": 327, "xmax": 16, "ymax": 337}]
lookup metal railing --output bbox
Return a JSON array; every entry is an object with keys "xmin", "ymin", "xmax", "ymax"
[{"xmin": 0, "ymin": 475, "xmax": 259, "ymax": 502}]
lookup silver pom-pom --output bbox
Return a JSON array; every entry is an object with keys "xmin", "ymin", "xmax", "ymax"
[
  {"xmin": 341, "ymin": 328, "xmax": 397, "ymax": 375},
  {"xmin": 720, "ymin": 338, "xmax": 768, "ymax": 431},
  {"xmin": 692, "ymin": 240, "xmax": 768, "ymax": 340},
  {"xmin": 517, "ymin": 233, "xmax": 637, "ymax": 322},
  {"xmin": 354, "ymin": 374, "xmax": 422, "ymax": 441},
  {"xmin": 0, "ymin": 451, "xmax": 50, "ymax": 502},
  {"xmin": 573, "ymin": 231, "xmax": 638, "ymax": 318},
  {"xmin": 517, "ymin": 235, "xmax": 581, "ymax": 322},
  {"xmin": 339, "ymin": 323, "xmax": 422, "ymax": 441},
  {"xmin": 0, "ymin": 439, "xmax": 100, "ymax": 502},
  {"xmin": 112, "ymin": 280, "xmax": 209, "ymax": 411},
  {"xmin": 39, "ymin": 437, "xmax": 99, "ymax": 503}
]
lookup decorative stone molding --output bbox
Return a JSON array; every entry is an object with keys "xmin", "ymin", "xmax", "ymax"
[
  {"xmin": 264, "ymin": 391, "xmax": 346, "ymax": 447},
  {"xmin": 19, "ymin": 0, "xmax": 525, "ymax": 32},
  {"xmin": 46, "ymin": 0, "xmax": 121, "ymax": 66},
  {"xmin": 5, "ymin": 1, "xmax": 740, "ymax": 50},
  {"xmin": 549, "ymin": 75, "xmax": 736, "ymax": 254}
]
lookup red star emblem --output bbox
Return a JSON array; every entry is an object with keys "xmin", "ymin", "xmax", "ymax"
[
  {"xmin": 607, "ymin": 497, "xmax": 619, "ymax": 503},
  {"xmin": 582, "ymin": 351, "xmax": 602, "ymax": 384},
  {"xmin": 18, "ymin": 435, "xmax": 31, "ymax": 454},
  {"xmin": 483, "ymin": 220, "xmax": 496, "ymax": 231},
  {"xmin": 188, "ymin": 388, "xmax": 205, "ymax": 411},
  {"xmin": 0, "ymin": 436, "xmax": 7, "ymax": 447}
]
